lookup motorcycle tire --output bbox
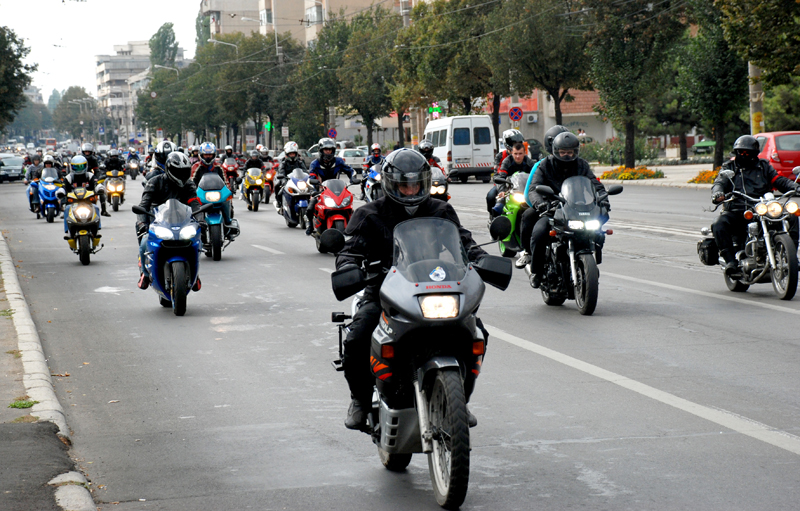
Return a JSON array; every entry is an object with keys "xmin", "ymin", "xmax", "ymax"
[
  {"xmin": 209, "ymin": 224, "xmax": 223, "ymax": 261},
  {"xmin": 160, "ymin": 297, "xmax": 171, "ymax": 308},
  {"xmin": 724, "ymin": 272, "xmax": 749, "ymax": 292},
  {"xmin": 379, "ymin": 448, "xmax": 412, "ymax": 472},
  {"xmin": 112, "ymin": 195, "xmax": 120, "ymax": 212},
  {"xmin": 284, "ymin": 213, "xmax": 297, "ymax": 228},
  {"xmin": 575, "ymin": 253, "xmax": 599, "ymax": 316},
  {"xmin": 170, "ymin": 261, "xmax": 187, "ymax": 316},
  {"xmin": 771, "ymin": 233, "xmax": 798, "ymax": 300},
  {"xmin": 46, "ymin": 208, "xmax": 55, "ymax": 223},
  {"xmin": 427, "ymin": 369, "xmax": 470, "ymax": 509},
  {"xmin": 131, "ymin": 171, "xmax": 137, "ymax": 181},
  {"xmin": 333, "ymin": 219, "xmax": 345, "ymax": 233},
  {"xmin": 252, "ymin": 192, "xmax": 260, "ymax": 212},
  {"xmin": 299, "ymin": 207, "xmax": 307, "ymax": 230},
  {"xmin": 498, "ymin": 241, "xmax": 516, "ymax": 258},
  {"xmin": 264, "ymin": 189, "xmax": 271, "ymax": 204},
  {"xmin": 78, "ymin": 235, "xmax": 91, "ymax": 266},
  {"xmin": 316, "ymin": 234, "xmax": 327, "ymax": 254}
]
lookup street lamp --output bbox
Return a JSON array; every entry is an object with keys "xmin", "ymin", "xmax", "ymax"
[
  {"xmin": 207, "ymin": 39, "xmax": 238, "ymax": 56},
  {"xmin": 154, "ymin": 65, "xmax": 180, "ymax": 76}
]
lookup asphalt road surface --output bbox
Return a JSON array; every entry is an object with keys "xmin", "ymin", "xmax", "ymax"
[{"xmin": 0, "ymin": 178, "xmax": 798, "ymax": 510}]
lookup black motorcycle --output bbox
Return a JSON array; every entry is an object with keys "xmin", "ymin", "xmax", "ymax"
[
  {"xmin": 324, "ymin": 217, "xmax": 512, "ymax": 509},
  {"xmin": 531, "ymin": 176, "xmax": 622, "ymax": 315}
]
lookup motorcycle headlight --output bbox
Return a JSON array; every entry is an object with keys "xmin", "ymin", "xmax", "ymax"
[
  {"xmin": 179, "ymin": 225, "xmax": 197, "ymax": 240},
  {"xmin": 584, "ymin": 219, "xmax": 601, "ymax": 230},
  {"xmin": 130, "ymin": 163, "xmax": 138, "ymax": 168},
  {"xmin": 153, "ymin": 226, "xmax": 174, "ymax": 240},
  {"xmin": 766, "ymin": 201, "xmax": 783, "ymax": 218},
  {"xmin": 375, "ymin": 174, "xmax": 382, "ymax": 182},
  {"xmin": 754, "ymin": 203, "xmax": 768, "ymax": 216},
  {"xmin": 568, "ymin": 220, "xmax": 584, "ymax": 230},
  {"xmin": 419, "ymin": 295, "xmax": 459, "ymax": 319},
  {"xmin": 298, "ymin": 181, "xmax": 308, "ymax": 191},
  {"xmin": 205, "ymin": 191, "xmax": 221, "ymax": 202},
  {"xmin": 74, "ymin": 206, "xmax": 92, "ymax": 221},
  {"xmin": 324, "ymin": 196, "xmax": 337, "ymax": 208},
  {"xmin": 256, "ymin": 179, "xmax": 262, "ymax": 185},
  {"xmin": 512, "ymin": 193, "xmax": 525, "ymax": 203},
  {"xmin": 786, "ymin": 201, "xmax": 799, "ymax": 215},
  {"xmin": 341, "ymin": 196, "xmax": 351, "ymax": 207},
  {"xmin": 44, "ymin": 184, "xmax": 56, "ymax": 191}
]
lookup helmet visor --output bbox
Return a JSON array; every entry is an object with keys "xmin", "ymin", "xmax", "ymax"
[
  {"xmin": 382, "ymin": 169, "xmax": 431, "ymax": 206},
  {"xmin": 71, "ymin": 161, "xmax": 88, "ymax": 174}
]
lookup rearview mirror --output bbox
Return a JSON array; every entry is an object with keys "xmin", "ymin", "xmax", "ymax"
[
  {"xmin": 493, "ymin": 176, "xmax": 507, "ymax": 185},
  {"xmin": 309, "ymin": 178, "xmax": 320, "ymax": 186},
  {"xmin": 489, "ymin": 216, "xmax": 512, "ymax": 241},
  {"xmin": 792, "ymin": 166, "xmax": 800, "ymax": 176},
  {"xmin": 131, "ymin": 205, "xmax": 150, "ymax": 216},
  {"xmin": 535, "ymin": 185, "xmax": 556, "ymax": 197},
  {"xmin": 720, "ymin": 169, "xmax": 735, "ymax": 180},
  {"xmin": 607, "ymin": 185, "xmax": 623, "ymax": 196},
  {"xmin": 319, "ymin": 228, "xmax": 346, "ymax": 254}
]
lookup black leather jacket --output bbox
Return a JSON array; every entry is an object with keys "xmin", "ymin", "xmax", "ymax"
[
  {"xmin": 712, "ymin": 159, "xmax": 798, "ymax": 212},
  {"xmin": 104, "ymin": 157, "xmax": 125, "ymax": 171},
  {"xmin": 63, "ymin": 171, "xmax": 98, "ymax": 193},
  {"xmin": 527, "ymin": 156, "xmax": 604, "ymax": 209},
  {"xmin": 137, "ymin": 174, "xmax": 201, "ymax": 226},
  {"xmin": 276, "ymin": 158, "xmax": 308, "ymax": 179}
]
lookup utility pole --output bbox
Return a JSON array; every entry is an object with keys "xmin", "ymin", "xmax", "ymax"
[
  {"xmin": 749, "ymin": 63, "xmax": 765, "ymax": 136},
  {"xmin": 403, "ymin": 0, "xmax": 419, "ymax": 149}
]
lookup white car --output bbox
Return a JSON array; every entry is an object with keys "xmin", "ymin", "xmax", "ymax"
[{"xmin": 336, "ymin": 149, "xmax": 367, "ymax": 168}]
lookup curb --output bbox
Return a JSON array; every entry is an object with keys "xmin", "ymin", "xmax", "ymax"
[
  {"xmin": 0, "ymin": 235, "xmax": 97, "ymax": 511},
  {"xmin": 601, "ymin": 179, "xmax": 713, "ymax": 190}
]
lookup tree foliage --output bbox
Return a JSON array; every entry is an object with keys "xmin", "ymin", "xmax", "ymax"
[
  {"xmin": 149, "ymin": 23, "xmax": 179, "ymax": 68},
  {"xmin": 7, "ymin": 98, "xmax": 52, "ymax": 138},
  {"xmin": 764, "ymin": 78, "xmax": 800, "ymax": 131},
  {"xmin": 52, "ymin": 86, "xmax": 92, "ymax": 138},
  {"xmin": 0, "ymin": 26, "xmax": 37, "ymax": 133},
  {"xmin": 47, "ymin": 89, "xmax": 62, "ymax": 113}
]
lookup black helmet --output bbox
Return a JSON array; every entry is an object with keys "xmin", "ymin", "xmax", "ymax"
[
  {"xmin": 502, "ymin": 129, "xmax": 524, "ymax": 152},
  {"xmin": 166, "ymin": 151, "xmax": 192, "ymax": 186},
  {"xmin": 552, "ymin": 132, "xmax": 580, "ymax": 163},
  {"xmin": 544, "ymin": 125, "xmax": 570, "ymax": 154},
  {"xmin": 318, "ymin": 138, "xmax": 336, "ymax": 163},
  {"xmin": 154, "ymin": 140, "xmax": 176, "ymax": 165},
  {"xmin": 733, "ymin": 135, "xmax": 760, "ymax": 166},
  {"xmin": 381, "ymin": 148, "xmax": 431, "ymax": 214},
  {"xmin": 418, "ymin": 140, "xmax": 434, "ymax": 160}
]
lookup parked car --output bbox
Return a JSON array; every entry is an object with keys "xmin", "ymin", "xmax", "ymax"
[
  {"xmin": 356, "ymin": 145, "xmax": 368, "ymax": 152},
  {"xmin": 298, "ymin": 148, "xmax": 313, "ymax": 168},
  {"xmin": 423, "ymin": 115, "xmax": 496, "ymax": 183},
  {"xmin": 0, "ymin": 154, "xmax": 26, "ymax": 182},
  {"xmin": 692, "ymin": 140, "xmax": 716, "ymax": 155},
  {"xmin": 336, "ymin": 148, "xmax": 366, "ymax": 168},
  {"xmin": 755, "ymin": 131, "xmax": 800, "ymax": 179}
]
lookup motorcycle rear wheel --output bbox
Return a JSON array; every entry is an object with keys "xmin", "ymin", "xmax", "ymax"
[
  {"xmin": 78, "ymin": 235, "xmax": 91, "ymax": 266},
  {"xmin": 427, "ymin": 369, "xmax": 470, "ymax": 510},
  {"xmin": 379, "ymin": 448, "xmax": 412, "ymax": 472},
  {"xmin": 771, "ymin": 233, "xmax": 798, "ymax": 300},
  {"xmin": 575, "ymin": 253, "xmax": 599, "ymax": 316},
  {"xmin": 170, "ymin": 262, "xmax": 187, "ymax": 316},
  {"xmin": 46, "ymin": 208, "xmax": 55, "ymax": 223},
  {"xmin": 209, "ymin": 224, "xmax": 223, "ymax": 261}
]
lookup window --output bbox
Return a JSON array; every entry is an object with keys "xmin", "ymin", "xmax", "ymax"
[
  {"xmin": 756, "ymin": 137, "xmax": 767, "ymax": 152},
  {"xmin": 453, "ymin": 128, "xmax": 470, "ymax": 146},
  {"xmin": 306, "ymin": 5, "xmax": 323, "ymax": 25},
  {"xmin": 473, "ymin": 127, "xmax": 491, "ymax": 145},
  {"xmin": 439, "ymin": 129, "xmax": 447, "ymax": 147},
  {"xmin": 776, "ymin": 134, "xmax": 800, "ymax": 151},
  {"xmin": 431, "ymin": 131, "xmax": 439, "ymax": 147},
  {"xmin": 259, "ymin": 9, "xmax": 273, "ymax": 25}
]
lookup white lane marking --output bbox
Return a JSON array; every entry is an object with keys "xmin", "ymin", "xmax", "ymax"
[
  {"xmin": 319, "ymin": 268, "xmax": 334, "ymax": 274},
  {"xmin": 603, "ymin": 272, "xmax": 800, "ymax": 316},
  {"xmin": 486, "ymin": 324, "xmax": 800, "ymax": 456},
  {"xmin": 252, "ymin": 244, "xmax": 284, "ymax": 255},
  {"xmin": 607, "ymin": 222, "xmax": 699, "ymax": 238},
  {"xmin": 94, "ymin": 286, "xmax": 126, "ymax": 295}
]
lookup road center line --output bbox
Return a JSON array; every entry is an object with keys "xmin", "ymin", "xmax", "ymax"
[
  {"xmin": 486, "ymin": 324, "xmax": 800, "ymax": 456},
  {"xmin": 252, "ymin": 244, "xmax": 284, "ymax": 255},
  {"xmin": 318, "ymin": 267, "xmax": 334, "ymax": 274},
  {"xmin": 603, "ymin": 272, "xmax": 800, "ymax": 316}
]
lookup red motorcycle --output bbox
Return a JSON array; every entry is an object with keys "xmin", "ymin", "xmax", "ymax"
[
  {"xmin": 221, "ymin": 158, "xmax": 239, "ymax": 194},
  {"xmin": 310, "ymin": 177, "xmax": 357, "ymax": 253}
]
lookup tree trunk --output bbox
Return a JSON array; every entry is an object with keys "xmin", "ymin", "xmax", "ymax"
[
  {"xmin": 232, "ymin": 123, "xmax": 239, "ymax": 152},
  {"xmin": 679, "ymin": 132, "xmax": 688, "ymax": 160},
  {"xmin": 397, "ymin": 110, "xmax": 404, "ymax": 148},
  {"xmin": 713, "ymin": 122, "xmax": 725, "ymax": 169},
  {"xmin": 255, "ymin": 113, "xmax": 261, "ymax": 146},
  {"xmin": 491, "ymin": 93, "xmax": 501, "ymax": 147},
  {"xmin": 461, "ymin": 97, "xmax": 472, "ymax": 115},
  {"xmin": 625, "ymin": 120, "xmax": 636, "ymax": 169},
  {"xmin": 366, "ymin": 117, "xmax": 373, "ymax": 148}
]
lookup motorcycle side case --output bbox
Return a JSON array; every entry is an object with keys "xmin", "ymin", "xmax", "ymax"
[{"xmin": 697, "ymin": 238, "xmax": 718, "ymax": 266}]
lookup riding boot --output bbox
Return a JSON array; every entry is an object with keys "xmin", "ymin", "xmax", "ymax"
[{"xmin": 100, "ymin": 199, "xmax": 110, "ymax": 217}]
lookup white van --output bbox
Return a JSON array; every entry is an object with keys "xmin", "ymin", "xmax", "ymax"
[{"xmin": 423, "ymin": 115, "xmax": 496, "ymax": 183}]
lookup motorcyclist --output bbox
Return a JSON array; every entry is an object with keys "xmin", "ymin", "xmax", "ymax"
[
  {"xmin": 306, "ymin": 137, "xmax": 355, "ymax": 235},
  {"xmin": 527, "ymin": 132, "xmax": 606, "ymax": 287},
  {"xmin": 80, "ymin": 143, "xmax": 112, "ymax": 216},
  {"xmin": 188, "ymin": 146, "xmax": 200, "ymax": 165},
  {"xmin": 711, "ymin": 135, "xmax": 800, "ymax": 277},
  {"xmin": 335, "ymin": 148, "xmax": 488, "ymax": 430},
  {"xmin": 59, "ymin": 155, "xmax": 101, "ymax": 225},
  {"xmin": 126, "ymin": 147, "xmax": 141, "ymax": 163},
  {"xmin": 191, "ymin": 142, "xmax": 224, "ymax": 184},
  {"xmin": 145, "ymin": 141, "xmax": 176, "ymax": 182},
  {"xmin": 360, "ymin": 143, "xmax": 385, "ymax": 200},
  {"xmin": 487, "ymin": 141, "xmax": 534, "ymax": 218},
  {"xmin": 224, "ymin": 145, "xmax": 235, "ymax": 160},
  {"xmin": 136, "ymin": 152, "xmax": 204, "ymax": 291},
  {"xmin": 241, "ymin": 150, "xmax": 265, "ymax": 209},
  {"xmin": 274, "ymin": 141, "xmax": 307, "ymax": 211},
  {"xmin": 516, "ymin": 125, "xmax": 570, "ymax": 268},
  {"xmin": 487, "ymin": 129, "xmax": 526, "ymax": 218},
  {"xmin": 259, "ymin": 146, "xmax": 273, "ymax": 165},
  {"xmin": 144, "ymin": 147, "xmax": 155, "ymax": 167},
  {"xmin": 418, "ymin": 139, "xmax": 443, "ymax": 172},
  {"xmin": 104, "ymin": 149, "xmax": 125, "ymax": 175},
  {"xmin": 24, "ymin": 154, "xmax": 44, "ymax": 212}
]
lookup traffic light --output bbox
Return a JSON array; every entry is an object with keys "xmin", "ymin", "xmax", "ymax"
[{"xmin": 264, "ymin": 121, "xmax": 272, "ymax": 132}]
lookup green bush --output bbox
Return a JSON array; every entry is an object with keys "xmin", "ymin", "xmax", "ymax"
[{"xmin": 581, "ymin": 137, "xmax": 659, "ymax": 164}]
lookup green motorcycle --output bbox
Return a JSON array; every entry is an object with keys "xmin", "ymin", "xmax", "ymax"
[{"xmin": 493, "ymin": 172, "xmax": 530, "ymax": 258}]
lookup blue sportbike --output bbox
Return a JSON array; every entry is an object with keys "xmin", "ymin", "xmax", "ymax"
[{"xmin": 196, "ymin": 173, "xmax": 240, "ymax": 261}]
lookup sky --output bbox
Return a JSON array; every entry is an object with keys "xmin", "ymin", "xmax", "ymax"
[{"xmin": 1, "ymin": 0, "xmax": 199, "ymax": 102}]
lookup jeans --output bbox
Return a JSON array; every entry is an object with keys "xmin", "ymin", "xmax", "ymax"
[{"xmin": 139, "ymin": 235, "xmax": 150, "ymax": 278}]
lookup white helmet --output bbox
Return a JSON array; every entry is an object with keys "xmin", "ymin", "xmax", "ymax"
[
  {"xmin": 284, "ymin": 141, "xmax": 299, "ymax": 161},
  {"xmin": 256, "ymin": 144, "xmax": 264, "ymax": 152}
]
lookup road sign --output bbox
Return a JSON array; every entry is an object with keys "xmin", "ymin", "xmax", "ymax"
[
  {"xmin": 281, "ymin": 126, "xmax": 289, "ymax": 138},
  {"xmin": 150, "ymin": 92, "xmax": 157, "ymax": 98},
  {"xmin": 328, "ymin": 128, "xmax": 337, "ymax": 139},
  {"xmin": 508, "ymin": 107, "xmax": 524, "ymax": 122},
  {"xmin": 99, "ymin": 126, "xmax": 105, "ymax": 135},
  {"xmin": 512, "ymin": 120, "xmax": 520, "ymax": 129}
]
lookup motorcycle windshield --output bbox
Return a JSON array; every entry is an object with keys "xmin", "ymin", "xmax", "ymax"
[
  {"xmin": 224, "ymin": 158, "xmax": 237, "ymax": 168},
  {"xmin": 431, "ymin": 166, "xmax": 446, "ymax": 182},
  {"xmin": 198, "ymin": 173, "xmax": 225, "ymax": 191},
  {"xmin": 560, "ymin": 176, "xmax": 598, "ymax": 213},
  {"xmin": 393, "ymin": 218, "xmax": 468, "ymax": 283},
  {"xmin": 324, "ymin": 179, "xmax": 346, "ymax": 195},
  {"xmin": 41, "ymin": 168, "xmax": 59, "ymax": 182},
  {"xmin": 510, "ymin": 172, "xmax": 529, "ymax": 191},
  {"xmin": 247, "ymin": 168, "xmax": 261, "ymax": 178},
  {"xmin": 153, "ymin": 199, "xmax": 193, "ymax": 226},
  {"xmin": 289, "ymin": 168, "xmax": 308, "ymax": 181}
]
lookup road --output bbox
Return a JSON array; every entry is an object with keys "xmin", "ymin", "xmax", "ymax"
[{"xmin": 0, "ymin": 178, "xmax": 798, "ymax": 510}]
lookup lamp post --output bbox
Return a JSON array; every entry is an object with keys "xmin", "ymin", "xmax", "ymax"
[
  {"xmin": 207, "ymin": 39, "xmax": 238, "ymax": 56},
  {"xmin": 154, "ymin": 65, "xmax": 180, "ymax": 76}
]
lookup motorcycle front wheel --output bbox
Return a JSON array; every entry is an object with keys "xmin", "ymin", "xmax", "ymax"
[
  {"xmin": 112, "ymin": 195, "xmax": 120, "ymax": 212},
  {"xmin": 771, "ymin": 233, "xmax": 798, "ymax": 300},
  {"xmin": 170, "ymin": 262, "xmax": 187, "ymax": 316},
  {"xmin": 575, "ymin": 253, "xmax": 599, "ymax": 316},
  {"xmin": 299, "ymin": 207, "xmax": 307, "ymax": 230},
  {"xmin": 427, "ymin": 369, "xmax": 470, "ymax": 509},
  {"xmin": 46, "ymin": 208, "xmax": 55, "ymax": 223},
  {"xmin": 209, "ymin": 224, "xmax": 223, "ymax": 261},
  {"xmin": 78, "ymin": 235, "xmax": 91, "ymax": 266},
  {"xmin": 252, "ymin": 191, "xmax": 260, "ymax": 212}
]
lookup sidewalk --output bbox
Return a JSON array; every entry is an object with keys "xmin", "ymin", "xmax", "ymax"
[
  {"xmin": 593, "ymin": 163, "xmax": 714, "ymax": 190},
  {"xmin": 0, "ymin": 235, "xmax": 95, "ymax": 511}
]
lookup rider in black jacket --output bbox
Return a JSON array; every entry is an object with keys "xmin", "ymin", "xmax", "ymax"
[
  {"xmin": 526, "ymin": 132, "xmax": 606, "ymax": 287},
  {"xmin": 711, "ymin": 135, "xmax": 800, "ymax": 276},
  {"xmin": 136, "ymin": 152, "xmax": 203, "ymax": 290},
  {"xmin": 335, "ymin": 148, "xmax": 488, "ymax": 431}
]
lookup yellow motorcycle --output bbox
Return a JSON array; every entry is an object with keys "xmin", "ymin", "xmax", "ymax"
[
  {"xmin": 63, "ymin": 187, "xmax": 103, "ymax": 265},
  {"xmin": 243, "ymin": 167, "xmax": 267, "ymax": 211},
  {"xmin": 105, "ymin": 168, "xmax": 126, "ymax": 211}
]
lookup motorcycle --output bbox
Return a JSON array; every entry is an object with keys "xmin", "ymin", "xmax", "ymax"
[
  {"xmin": 491, "ymin": 172, "xmax": 530, "ymax": 257},
  {"xmin": 105, "ymin": 168, "xmax": 126, "ymax": 211},
  {"xmin": 127, "ymin": 160, "xmax": 140, "ymax": 180},
  {"xmin": 196, "ymin": 173, "xmax": 240, "ymax": 261},
  {"xmin": 37, "ymin": 167, "xmax": 63, "ymax": 223},
  {"xmin": 325, "ymin": 217, "xmax": 512, "ymax": 509},
  {"xmin": 309, "ymin": 177, "xmax": 357, "ymax": 253},
  {"xmin": 530, "ymin": 177, "xmax": 622, "ymax": 315},
  {"xmin": 26, "ymin": 176, "xmax": 41, "ymax": 218},
  {"xmin": 697, "ymin": 167, "xmax": 800, "ymax": 300},
  {"xmin": 62, "ymin": 187, "xmax": 103, "ymax": 265},
  {"xmin": 221, "ymin": 158, "xmax": 239, "ymax": 195},
  {"xmin": 242, "ymin": 167, "xmax": 266, "ymax": 211},
  {"xmin": 363, "ymin": 164, "xmax": 384, "ymax": 203},
  {"xmin": 430, "ymin": 166, "xmax": 450, "ymax": 202},
  {"xmin": 281, "ymin": 168, "xmax": 312, "ymax": 229},
  {"xmin": 132, "ymin": 200, "xmax": 209, "ymax": 317}
]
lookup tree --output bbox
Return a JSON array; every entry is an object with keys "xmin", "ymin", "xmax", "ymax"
[
  {"xmin": 764, "ymin": 79, "xmax": 800, "ymax": 131},
  {"xmin": 583, "ymin": 0, "xmax": 685, "ymax": 168},
  {"xmin": 52, "ymin": 86, "xmax": 92, "ymax": 139},
  {"xmin": 47, "ymin": 89, "xmax": 62, "ymax": 113},
  {"xmin": 149, "ymin": 23, "xmax": 179, "ymax": 68},
  {"xmin": 716, "ymin": 0, "xmax": 800, "ymax": 86},
  {"xmin": 195, "ymin": 12, "xmax": 211, "ymax": 51},
  {"xmin": 482, "ymin": 0, "xmax": 591, "ymax": 125},
  {"xmin": 7, "ymin": 98, "xmax": 52, "ymax": 139},
  {"xmin": 678, "ymin": 0, "xmax": 748, "ymax": 168},
  {"xmin": 0, "ymin": 26, "xmax": 37, "ymax": 133}
]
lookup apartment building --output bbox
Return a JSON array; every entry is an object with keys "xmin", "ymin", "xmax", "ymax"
[{"xmin": 200, "ymin": 0, "xmax": 261, "ymax": 37}]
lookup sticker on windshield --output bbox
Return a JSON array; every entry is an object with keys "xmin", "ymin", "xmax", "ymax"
[{"xmin": 429, "ymin": 266, "xmax": 446, "ymax": 282}]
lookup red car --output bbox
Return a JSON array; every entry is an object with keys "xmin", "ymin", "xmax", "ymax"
[{"xmin": 756, "ymin": 131, "xmax": 800, "ymax": 178}]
